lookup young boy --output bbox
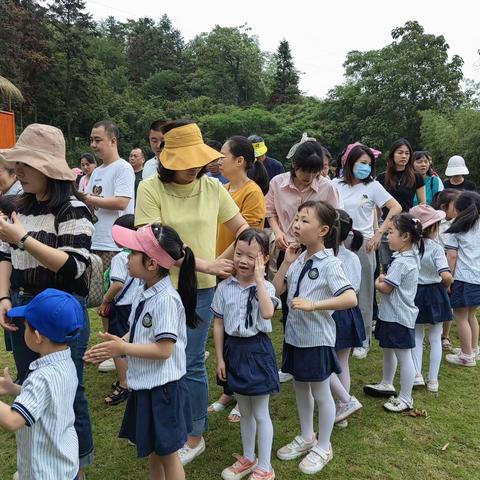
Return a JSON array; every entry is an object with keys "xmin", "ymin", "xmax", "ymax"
[{"xmin": 0, "ymin": 288, "xmax": 83, "ymax": 480}]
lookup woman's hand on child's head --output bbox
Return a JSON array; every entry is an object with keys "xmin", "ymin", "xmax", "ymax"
[
  {"xmin": 291, "ymin": 297, "xmax": 316, "ymax": 312},
  {"xmin": 254, "ymin": 252, "xmax": 266, "ymax": 283},
  {"xmin": 284, "ymin": 243, "xmax": 302, "ymax": 264},
  {"xmin": 83, "ymin": 332, "xmax": 125, "ymax": 364},
  {"xmin": 0, "ymin": 367, "xmax": 17, "ymax": 396},
  {"xmin": 216, "ymin": 359, "xmax": 227, "ymax": 382}
]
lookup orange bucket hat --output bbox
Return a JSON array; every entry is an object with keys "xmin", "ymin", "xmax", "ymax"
[
  {"xmin": 0, "ymin": 124, "xmax": 76, "ymax": 181},
  {"xmin": 159, "ymin": 123, "xmax": 221, "ymax": 171}
]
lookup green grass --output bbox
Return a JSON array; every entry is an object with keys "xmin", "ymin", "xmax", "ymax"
[{"xmin": 0, "ymin": 311, "xmax": 479, "ymax": 479}]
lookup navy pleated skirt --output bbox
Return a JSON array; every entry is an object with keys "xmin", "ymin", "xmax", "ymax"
[
  {"xmin": 119, "ymin": 377, "xmax": 192, "ymax": 457},
  {"xmin": 450, "ymin": 280, "xmax": 480, "ymax": 308},
  {"xmin": 375, "ymin": 320, "xmax": 415, "ymax": 349},
  {"xmin": 415, "ymin": 283, "xmax": 452, "ymax": 324},
  {"xmin": 282, "ymin": 342, "xmax": 341, "ymax": 382},
  {"xmin": 333, "ymin": 306, "xmax": 366, "ymax": 350},
  {"xmin": 108, "ymin": 304, "xmax": 131, "ymax": 337},
  {"xmin": 218, "ymin": 332, "xmax": 279, "ymax": 396}
]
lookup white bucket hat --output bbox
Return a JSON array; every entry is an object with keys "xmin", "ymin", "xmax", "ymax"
[{"xmin": 445, "ymin": 155, "xmax": 469, "ymax": 177}]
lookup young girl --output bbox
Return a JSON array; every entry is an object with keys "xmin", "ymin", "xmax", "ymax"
[
  {"xmin": 84, "ymin": 223, "xmax": 196, "ymax": 480},
  {"xmin": 364, "ymin": 213, "xmax": 423, "ymax": 412},
  {"xmin": 273, "ymin": 201, "xmax": 357, "ymax": 474},
  {"xmin": 331, "ymin": 210, "xmax": 365, "ymax": 426},
  {"xmin": 409, "ymin": 205, "xmax": 453, "ymax": 392},
  {"xmin": 444, "ymin": 192, "xmax": 480, "ymax": 367},
  {"xmin": 212, "ymin": 228, "xmax": 279, "ymax": 480}
]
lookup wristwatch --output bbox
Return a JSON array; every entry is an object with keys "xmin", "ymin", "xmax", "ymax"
[{"xmin": 16, "ymin": 233, "xmax": 30, "ymax": 251}]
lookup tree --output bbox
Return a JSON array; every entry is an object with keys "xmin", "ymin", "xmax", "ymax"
[{"xmin": 268, "ymin": 40, "xmax": 300, "ymax": 107}]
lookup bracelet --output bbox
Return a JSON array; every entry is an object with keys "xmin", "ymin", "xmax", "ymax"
[{"xmin": 0, "ymin": 296, "xmax": 11, "ymax": 303}]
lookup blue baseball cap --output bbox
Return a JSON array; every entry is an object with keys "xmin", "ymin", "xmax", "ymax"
[{"xmin": 7, "ymin": 289, "xmax": 84, "ymax": 343}]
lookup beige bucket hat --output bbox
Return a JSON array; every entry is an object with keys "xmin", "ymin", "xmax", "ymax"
[{"xmin": 0, "ymin": 124, "xmax": 76, "ymax": 181}]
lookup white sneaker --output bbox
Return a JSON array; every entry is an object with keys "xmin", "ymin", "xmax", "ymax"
[
  {"xmin": 413, "ymin": 373, "xmax": 425, "ymax": 387},
  {"xmin": 352, "ymin": 347, "xmax": 369, "ymax": 359},
  {"xmin": 445, "ymin": 351, "xmax": 476, "ymax": 367},
  {"xmin": 383, "ymin": 396, "xmax": 413, "ymax": 413},
  {"xmin": 335, "ymin": 396, "xmax": 362, "ymax": 423},
  {"xmin": 335, "ymin": 419, "xmax": 348, "ymax": 428},
  {"xmin": 298, "ymin": 445, "xmax": 333, "ymax": 474},
  {"xmin": 427, "ymin": 379, "xmax": 439, "ymax": 393},
  {"xmin": 278, "ymin": 370, "xmax": 293, "ymax": 383},
  {"xmin": 98, "ymin": 358, "xmax": 116, "ymax": 372},
  {"xmin": 178, "ymin": 437, "xmax": 206, "ymax": 465},
  {"xmin": 363, "ymin": 382, "xmax": 396, "ymax": 397},
  {"xmin": 452, "ymin": 347, "xmax": 479, "ymax": 360},
  {"xmin": 277, "ymin": 435, "xmax": 316, "ymax": 460}
]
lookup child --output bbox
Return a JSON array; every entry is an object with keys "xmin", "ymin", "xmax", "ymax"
[
  {"xmin": 331, "ymin": 210, "xmax": 365, "ymax": 426},
  {"xmin": 432, "ymin": 189, "xmax": 460, "ymax": 351},
  {"xmin": 409, "ymin": 205, "xmax": 453, "ymax": 392},
  {"xmin": 97, "ymin": 214, "xmax": 141, "ymax": 405},
  {"xmin": 364, "ymin": 213, "xmax": 423, "ymax": 412},
  {"xmin": 444, "ymin": 192, "xmax": 480, "ymax": 367},
  {"xmin": 273, "ymin": 201, "xmax": 357, "ymax": 474},
  {"xmin": 0, "ymin": 289, "xmax": 83, "ymax": 480},
  {"xmin": 84, "ymin": 223, "xmax": 196, "ymax": 480},
  {"xmin": 212, "ymin": 228, "xmax": 279, "ymax": 480}
]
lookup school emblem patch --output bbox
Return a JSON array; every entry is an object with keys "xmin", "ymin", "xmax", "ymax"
[
  {"xmin": 142, "ymin": 313, "xmax": 153, "ymax": 328},
  {"xmin": 308, "ymin": 268, "xmax": 319, "ymax": 280}
]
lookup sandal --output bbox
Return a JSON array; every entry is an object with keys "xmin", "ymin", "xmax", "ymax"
[
  {"xmin": 208, "ymin": 401, "xmax": 228, "ymax": 413},
  {"xmin": 105, "ymin": 384, "xmax": 129, "ymax": 406},
  {"xmin": 228, "ymin": 406, "xmax": 241, "ymax": 423}
]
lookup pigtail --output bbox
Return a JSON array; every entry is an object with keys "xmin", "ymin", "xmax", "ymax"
[
  {"xmin": 324, "ymin": 212, "xmax": 341, "ymax": 255},
  {"xmin": 177, "ymin": 246, "xmax": 199, "ymax": 329},
  {"xmin": 350, "ymin": 229, "xmax": 364, "ymax": 252},
  {"xmin": 252, "ymin": 160, "xmax": 269, "ymax": 195},
  {"xmin": 446, "ymin": 192, "xmax": 480, "ymax": 234},
  {"xmin": 414, "ymin": 220, "xmax": 425, "ymax": 257},
  {"xmin": 336, "ymin": 208, "xmax": 364, "ymax": 252}
]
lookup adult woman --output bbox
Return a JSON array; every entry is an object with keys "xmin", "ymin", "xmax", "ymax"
[
  {"xmin": 0, "ymin": 159, "xmax": 22, "ymax": 196},
  {"xmin": 135, "ymin": 121, "xmax": 248, "ymax": 465},
  {"xmin": 332, "ymin": 145, "xmax": 401, "ymax": 358},
  {"xmin": 413, "ymin": 151, "xmax": 443, "ymax": 205},
  {"xmin": 78, "ymin": 152, "xmax": 97, "ymax": 193},
  {"xmin": 0, "ymin": 124, "xmax": 95, "ymax": 478},
  {"xmin": 377, "ymin": 139, "xmax": 426, "ymax": 268}
]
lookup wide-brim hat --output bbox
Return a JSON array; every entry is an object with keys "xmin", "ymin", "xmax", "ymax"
[
  {"xmin": 410, "ymin": 204, "xmax": 446, "ymax": 230},
  {"xmin": 445, "ymin": 155, "xmax": 469, "ymax": 177},
  {"xmin": 0, "ymin": 124, "xmax": 76, "ymax": 181},
  {"xmin": 252, "ymin": 141, "xmax": 268, "ymax": 158},
  {"xmin": 159, "ymin": 123, "xmax": 221, "ymax": 171}
]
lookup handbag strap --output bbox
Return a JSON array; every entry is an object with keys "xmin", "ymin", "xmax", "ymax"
[{"xmin": 113, "ymin": 278, "xmax": 135, "ymax": 305}]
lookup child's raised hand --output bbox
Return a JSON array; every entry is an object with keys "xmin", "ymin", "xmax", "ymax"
[
  {"xmin": 291, "ymin": 297, "xmax": 316, "ymax": 312},
  {"xmin": 284, "ymin": 243, "xmax": 302, "ymax": 264},
  {"xmin": 216, "ymin": 359, "xmax": 227, "ymax": 382},
  {"xmin": 254, "ymin": 252, "xmax": 266, "ymax": 283},
  {"xmin": 83, "ymin": 332, "xmax": 125, "ymax": 364},
  {"xmin": 0, "ymin": 367, "xmax": 17, "ymax": 396}
]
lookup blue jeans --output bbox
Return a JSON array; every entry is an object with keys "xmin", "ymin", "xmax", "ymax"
[
  {"xmin": 10, "ymin": 290, "xmax": 94, "ymax": 467},
  {"xmin": 186, "ymin": 287, "xmax": 214, "ymax": 436}
]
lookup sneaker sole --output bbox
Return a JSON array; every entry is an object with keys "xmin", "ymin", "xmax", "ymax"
[
  {"xmin": 277, "ymin": 446, "xmax": 315, "ymax": 461},
  {"xmin": 445, "ymin": 359, "xmax": 476, "ymax": 367},
  {"xmin": 383, "ymin": 404, "xmax": 412, "ymax": 413},
  {"xmin": 221, "ymin": 463, "xmax": 257, "ymax": 480},
  {"xmin": 298, "ymin": 452, "xmax": 333, "ymax": 474},
  {"xmin": 363, "ymin": 386, "xmax": 396, "ymax": 398}
]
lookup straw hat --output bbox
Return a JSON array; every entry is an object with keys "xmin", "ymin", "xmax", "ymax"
[
  {"xmin": 0, "ymin": 124, "xmax": 76, "ymax": 181},
  {"xmin": 159, "ymin": 123, "xmax": 221, "ymax": 171}
]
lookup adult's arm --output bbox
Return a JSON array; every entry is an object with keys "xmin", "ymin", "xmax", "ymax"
[
  {"xmin": 216, "ymin": 213, "xmax": 249, "ymax": 260},
  {"xmin": 84, "ymin": 195, "xmax": 130, "ymax": 211},
  {"xmin": 415, "ymin": 185, "xmax": 427, "ymax": 205},
  {"xmin": 367, "ymin": 198, "xmax": 401, "ymax": 252}
]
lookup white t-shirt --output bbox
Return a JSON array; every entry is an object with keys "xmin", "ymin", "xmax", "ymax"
[
  {"xmin": 109, "ymin": 250, "xmax": 142, "ymax": 305},
  {"xmin": 332, "ymin": 178, "xmax": 392, "ymax": 239},
  {"xmin": 87, "ymin": 159, "xmax": 135, "ymax": 251},
  {"xmin": 142, "ymin": 157, "xmax": 159, "ymax": 179}
]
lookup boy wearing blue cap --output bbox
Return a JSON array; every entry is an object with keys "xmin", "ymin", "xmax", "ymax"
[{"xmin": 0, "ymin": 288, "xmax": 83, "ymax": 480}]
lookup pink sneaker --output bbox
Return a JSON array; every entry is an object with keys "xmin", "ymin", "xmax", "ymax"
[
  {"xmin": 248, "ymin": 467, "xmax": 275, "ymax": 479},
  {"xmin": 221, "ymin": 454, "xmax": 258, "ymax": 480}
]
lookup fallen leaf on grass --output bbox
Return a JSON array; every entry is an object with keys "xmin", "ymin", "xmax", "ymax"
[
  {"xmin": 441, "ymin": 443, "xmax": 449, "ymax": 451},
  {"xmin": 403, "ymin": 409, "xmax": 428, "ymax": 418}
]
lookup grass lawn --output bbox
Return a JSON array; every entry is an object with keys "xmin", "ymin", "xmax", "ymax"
[{"xmin": 0, "ymin": 311, "xmax": 479, "ymax": 479}]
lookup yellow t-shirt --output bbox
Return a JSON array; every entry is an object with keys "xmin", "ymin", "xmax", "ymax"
[
  {"xmin": 135, "ymin": 175, "xmax": 240, "ymax": 289},
  {"xmin": 216, "ymin": 180, "xmax": 266, "ymax": 256}
]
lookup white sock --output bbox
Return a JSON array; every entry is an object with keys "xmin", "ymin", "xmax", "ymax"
[
  {"xmin": 412, "ymin": 325, "xmax": 425, "ymax": 374},
  {"xmin": 293, "ymin": 381, "xmax": 315, "ymax": 443},
  {"xmin": 330, "ymin": 349, "xmax": 351, "ymax": 403},
  {"xmin": 310, "ymin": 379, "xmax": 336, "ymax": 452},
  {"xmin": 382, "ymin": 348, "xmax": 398, "ymax": 385},
  {"xmin": 236, "ymin": 394, "xmax": 256, "ymax": 462},
  {"xmin": 394, "ymin": 348, "xmax": 415, "ymax": 404},
  {"xmin": 251, "ymin": 395, "xmax": 273, "ymax": 471},
  {"xmin": 428, "ymin": 324, "xmax": 443, "ymax": 381}
]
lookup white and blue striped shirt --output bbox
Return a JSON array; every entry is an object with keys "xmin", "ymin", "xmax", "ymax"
[
  {"xmin": 337, "ymin": 245, "xmax": 361, "ymax": 293},
  {"xmin": 285, "ymin": 249, "xmax": 353, "ymax": 348},
  {"xmin": 379, "ymin": 250, "xmax": 420, "ymax": 329},
  {"xmin": 444, "ymin": 220, "xmax": 480, "ymax": 285},
  {"xmin": 109, "ymin": 250, "xmax": 142, "ymax": 306},
  {"xmin": 12, "ymin": 349, "xmax": 78, "ymax": 480},
  {"xmin": 126, "ymin": 276, "xmax": 187, "ymax": 390},
  {"xmin": 418, "ymin": 239, "xmax": 450, "ymax": 285},
  {"xmin": 211, "ymin": 276, "xmax": 279, "ymax": 337}
]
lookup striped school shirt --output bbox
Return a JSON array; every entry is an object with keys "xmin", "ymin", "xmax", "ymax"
[
  {"xmin": 337, "ymin": 245, "xmax": 361, "ymax": 293},
  {"xmin": 211, "ymin": 276, "xmax": 280, "ymax": 337},
  {"xmin": 285, "ymin": 249, "xmax": 353, "ymax": 348},
  {"xmin": 379, "ymin": 250, "xmax": 420, "ymax": 329},
  {"xmin": 0, "ymin": 197, "xmax": 94, "ymax": 296},
  {"xmin": 109, "ymin": 250, "xmax": 142, "ymax": 306},
  {"xmin": 418, "ymin": 239, "xmax": 450, "ymax": 285},
  {"xmin": 12, "ymin": 349, "xmax": 79, "ymax": 480},
  {"xmin": 126, "ymin": 276, "xmax": 187, "ymax": 390}
]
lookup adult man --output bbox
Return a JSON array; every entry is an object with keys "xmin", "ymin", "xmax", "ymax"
[
  {"xmin": 85, "ymin": 120, "xmax": 135, "ymax": 270},
  {"xmin": 128, "ymin": 147, "xmax": 145, "ymax": 194},
  {"xmin": 248, "ymin": 134, "xmax": 285, "ymax": 180},
  {"xmin": 142, "ymin": 119, "xmax": 165, "ymax": 179}
]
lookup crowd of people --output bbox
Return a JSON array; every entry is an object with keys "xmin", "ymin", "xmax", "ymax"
[{"xmin": 0, "ymin": 119, "xmax": 478, "ymax": 480}]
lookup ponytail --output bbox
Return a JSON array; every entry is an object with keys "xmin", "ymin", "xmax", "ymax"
[
  {"xmin": 324, "ymin": 216, "xmax": 341, "ymax": 255},
  {"xmin": 337, "ymin": 208, "xmax": 364, "ymax": 252},
  {"xmin": 446, "ymin": 191, "xmax": 480, "ymax": 234},
  {"xmin": 251, "ymin": 160, "xmax": 269, "ymax": 195},
  {"xmin": 350, "ymin": 230, "xmax": 364, "ymax": 252},
  {"xmin": 177, "ymin": 246, "xmax": 199, "ymax": 329},
  {"xmin": 392, "ymin": 213, "xmax": 425, "ymax": 257}
]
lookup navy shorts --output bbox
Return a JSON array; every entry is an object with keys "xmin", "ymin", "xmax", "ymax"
[{"xmin": 108, "ymin": 304, "xmax": 131, "ymax": 337}]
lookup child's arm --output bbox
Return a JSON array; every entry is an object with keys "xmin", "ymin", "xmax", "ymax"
[
  {"xmin": 375, "ymin": 273, "xmax": 395, "ymax": 294},
  {"xmin": 446, "ymin": 249, "xmax": 457, "ymax": 277},
  {"xmin": 254, "ymin": 253, "xmax": 275, "ymax": 319},
  {"xmin": 272, "ymin": 244, "xmax": 301, "ymax": 296},
  {"xmin": 98, "ymin": 281, "xmax": 124, "ymax": 317},
  {"xmin": 0, "ymin": 401, "xmax": 26, "ymax": 432},
  {"xmin": 213, "ymin": 317, "xmax": 226, "ymax": 381},
  {"xmin": 291, "ymin": 288, "xmax": 357, "ymax": 312},
  {"xmin": 440, "ymin": 271, "xmax": 454, "ymax": 288}
]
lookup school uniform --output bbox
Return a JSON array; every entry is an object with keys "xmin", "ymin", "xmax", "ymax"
[
  {"xmin": 119, "ymin": 276, "xmax": 192, "ymax": 458},
  {"xmin": 415, "ymin": 239, "xmax": 453, "ymax": 324},
  {"xmin": 333, "ymin": 245, "xmax": 366, "ymax": 350},
  {"xmin": 375, "ymin": 250, "xmax": 419, "ymax": 349},
  {"xmin": 444, "ymin": 221, "xmax": 480, "ymax": 308},
  {"xmin": 282, "ymin": 249, "xmax": 353, "ymax": 382},
  {"xmin": 211, "ymin": 276, "xmax": 280, "ymax": 396},
  {"xmin": 12, "ymin": 349, "xmax": 79, "ymax": 480}
]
